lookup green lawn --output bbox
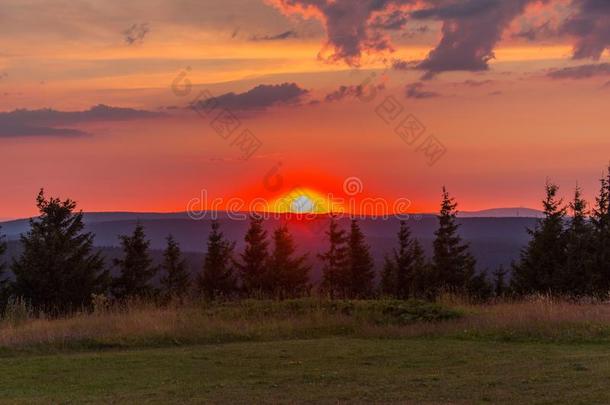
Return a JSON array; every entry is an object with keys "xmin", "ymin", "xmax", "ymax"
[{"xmin": 1, "ymin": 338, "xmax": 610, "ymax": 404}]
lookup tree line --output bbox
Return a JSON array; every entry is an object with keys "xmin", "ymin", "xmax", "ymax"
[
  {"xmin": 511, "ymin": 167, "xmax": 610, "ymax": 297},
  {"xmin": 0, "ymin": 166, "xmax": 609, "ymax": 313},
  {"xmin": 0, "ymin": 187, "xmax": 490, "ymax": 312}
]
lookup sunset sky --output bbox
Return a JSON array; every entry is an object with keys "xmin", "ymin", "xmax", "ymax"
[{"xmin": 1, "ymin": 0, "xmax": 609, "ymax": 219}]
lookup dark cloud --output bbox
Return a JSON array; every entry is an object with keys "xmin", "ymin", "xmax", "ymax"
[
  {"xmin": 250, "ymin": 30, "xmax": 298, "ymax": 41},
  {"xmin": 513, "ymin": 21, "xmax": 555, "ymax": 41},
  {"xmin": 401, "ymin": 25, "xmax": 430, "ymax": 38},
  {"xmin": 415, "ymin": 0, "xmax": 540, "ymax": 78},
  {"xmin": 123, "ymin": 23, "xmax": 150, "ymax": 45},
  {"xmin": 459, "ymin": 79, "xmax": 494, "ymax": 87},
  {"xmin": 405, "ymin": 82, "xmax": 440, "ymax": 99},
  {"xmin": 324, "ymin": 83, "xmax": 385, "ymax": 102},
  {"xmin": 270, "ymin": 0, "xmax": 416, "ymax": 66},
  {"xmin": 371, "ymin": 10, "xmax": 409, "ymax": 30},
  {"xmin": 392, "ymin": 58, "xmax": 417, "ymax": 70},
  {"xmin": 271, "ymin": 0, "xmax": 541, "ymax": 75},
  {"xmin": 547, "ymin": 63, "xmax": 610, "ymax": 79},
  {"xmin": 0, "ymin": 104, "xmax": 162, "ymax": 138},
  {"xmin": 195, "ymin": 83, "xmax": 309, "ymax": 110},
  {"xmin": 488, "ymin": 90, "xmax": 503, "ymax": 96},
  {"xmin": 561, "ymin": 0, "xmax": 610, "ymax": 60}
]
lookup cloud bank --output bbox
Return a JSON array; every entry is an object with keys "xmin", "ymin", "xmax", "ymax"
[
  {"xmin": 193, "ymin": 83, "xmax": 310, "ymax": 111},
  {"xmin": 0, "ymin": 104, "xmax": 162, "ymax": 138}
]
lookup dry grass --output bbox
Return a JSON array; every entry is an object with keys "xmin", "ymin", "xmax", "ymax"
[
  {"xmin": 362, "ymin": 296, "xmax": 610, "ymax": 342},
  {"xmin": 1, "ymin": 296, "xmax": 610, "ymax": 352}
]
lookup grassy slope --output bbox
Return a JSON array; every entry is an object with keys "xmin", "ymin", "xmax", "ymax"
[{"xmin": 2, "ymin": 337, "xmax": 610, "ymax": 404}]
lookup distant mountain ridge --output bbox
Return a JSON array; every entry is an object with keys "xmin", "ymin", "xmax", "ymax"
[
  {"xmin": 0, "ymin": 207, "xmax": 543, "ymax": 236},
  {"xmin": 0, "ymin": 210, "xmax": 541, "ymax": 279},
  {"xmin": 458, "ymin": 208, "xmax": 544, "ymax": 218}
]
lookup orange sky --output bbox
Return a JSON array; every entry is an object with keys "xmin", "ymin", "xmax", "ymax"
[{"xmin": 1, "ymin": 0, "xmax": 609, "ymax": 219}]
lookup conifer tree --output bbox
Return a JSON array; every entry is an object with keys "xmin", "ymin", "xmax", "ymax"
[
  {"xmin": 561, "ymin": 186, "xmax": 595, "ymax": 295},
  {"xmin": 591, "ymin": 167, "xmax": 610, "ymax": 293},
  {"xmin": 112, "ymin": 223, "xmax": 158, "ymax": 300},
  {"xmin": 394, "ymin": 221, "xmax": 427, "ymax": 299},
  {"xmin": 160, "ymin": 235, "xmax": 191, "ymax": 301},
  {"xmin": 0, "ymin": 227, "xmax": 6, "ymax": 282},
  {"xmin": 268, "ymin": 225, "xmax": 310, "ymax": 299},
  {"xmin": 198, "ymin": 221, "xmax": 237, "ymax": 300},
  {"xmin": 466, "ymin": 271, "xmax": 493, "ymax": 302},
  {"xmin": 380, "ymin": 255, "xmax": 396, "ymax": 297},
  {"xmin": 319, "ymin": 216, "xmax": 348, "ymax": 299},
  {"xmin": 12, "ymin": 190, "xmax": 108, "ymax": 313},
  {"xmin": 431, "ymin": 187, "xmax": 476, "ymax": 293},
  {"xmin": 493, "ymin": 266, "xmax": 507, "ymax": 298},
  {"xmin": 0, "ymin": 227, "xmax": 10, "ymax": 308},
  {"xmin": 346, "ymin": 219, "xmax": 375, "ymax": 298},
  {"xmin": 511, "ymin": 182, "xmax": 567, "ymax": 294},
  {"xmin": 236, "ymin": 215, "xmax": 269, "ymax": 297}
]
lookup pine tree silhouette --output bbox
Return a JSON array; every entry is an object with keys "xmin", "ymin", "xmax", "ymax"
[
  {"xmin": 319, "ymin": 216, "xmax": 348, "ymax": 299},
  {"xmin": 346, "ymin": 219, "xmax": 375, "ymax": 298},
  {"xmin": 380, "ymin": 255, "xmax": 396, "ymax": 297},
  {"xmin": 0, "ymin": 227, "xmax": 6, "ymax": 282},
  {"xmin": 198, "ymin": 221, "xmax": 236, "ymax": 300},
  {"xmin": 561, "ymin": 185, "xmax": 595, "ymax": 295},
  {"xmin": 268, "ymin": 225, "xmax": 310, "ymax": 299},
  {"xmin": 236, "ymin": 215, "xmax": 269, "ymax": 297},
  {"xmin": 112, "ymin": 223, "xmax": 158, "ymax": 300},
  {"xmin": 493, "ymin": 266, "xmax": 507, "ymax": 298},
  {"xmin": 12, "ymin": 189, "xmax": 108, "ymax": 313},
  {"xmin": 394, "ymin": 221, "xmax": 426, "ymax": 299},
  {"xmin": 511, "ymin": 181, "xmax": 566, "ymax": 294},
  {"xmin": 591, "ymin": 167, "xmax": 610, "ymax": 293},
  {"xmin": 431, "ymin": 187, "xmax": 477, "ymax": 294},
  {"xmin": 0, "ymin": 227, "xmax": 9, "ymax": 309},
  {"xmin": 160, "ymin": 235, "xmax": 191, "ymax": 301}
]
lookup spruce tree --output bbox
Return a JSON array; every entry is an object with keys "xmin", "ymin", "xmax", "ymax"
[
  {"xmin": 346, "ymin": 219, "xmax": 375, "ymax": 298},
  {"xmin": 431, "ymin": 187, "xmax": 476, "ymax": 293},
  {"xmin": 236, "ymin": 215, "xmax": 269, "ymax": 297},
  {"xmin": 319, "ymin": 216, "xmax": 348, "ymax": 299},
  {"xmin": 112, "ymin": 223, "xmax": 158, "ymax": 300},
  {"xmin": 0, "ymin": 227, "xmax": 6, "ymax": 282},
  {"xmin": 466, "ymin": 271, "xmax": 492, "ymax": 302},
  {"xmin": 12, "ymin": 190, "xmax": 108, "ymax": 313},
  {"xmin": 0, "ymin": 227, "xmax": 10, "ymax": 308},
  {"xmin": 268, "ymin": 225, "xmax": 310, "ymax": 299},
  {"xmin": 380, "ymin": 255, "xmax": 396, "ymax": 297},
  {"xmin": 394, "ymin": 221, "xmax": 427, "ymax": 299},
  {"xmin": 511, "ymin": 182, "xmax": 567, "ymax": 294},
  {"xmin": 591, "ymin": 167, "xmax": 610, "ymax": 293},
  {"xmin": 198, "ymin": 221, "xmax": 236, "ymax": 300},
  {"xmin": 561, "ymin": 186, "xmax": 595, "ymax": 295},
  {"xmin": 160, "ymin": 235, "xmax": 191, "ymax": 301},
  {"xmin": 493, "ymin": 266, "xmax": 507, "ymax": 298}
]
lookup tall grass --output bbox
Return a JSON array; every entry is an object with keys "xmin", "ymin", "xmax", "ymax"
[{"xmin": 1, "ymin": 296, "xmax": 610, "ymax": 352}]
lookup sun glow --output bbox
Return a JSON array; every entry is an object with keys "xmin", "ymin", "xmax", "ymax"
[{"xmin": 269, "ymin": 187, "xmax": 342, "ymax": 214}]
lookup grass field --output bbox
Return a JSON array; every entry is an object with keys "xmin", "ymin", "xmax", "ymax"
[
  {"xmin": 2, "ymin": 337, "xmax": 610, "ymax": 404},
  {"xmin": 2, "ymin": 298, "xmax": 610, "ymax": 403}
]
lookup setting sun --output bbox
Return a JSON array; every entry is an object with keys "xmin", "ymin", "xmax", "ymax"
[{"xmin": 269, "ymin": 187, "xmax": 341, "ymax": 214}]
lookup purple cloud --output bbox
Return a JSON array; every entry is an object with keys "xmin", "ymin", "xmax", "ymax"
[
  {"xmin": 270, "ymin": 0, "xmax": 416, "ymax": 66},
  {"xmin": 561, "ymin": 0, "xmax": 610, "ymax": 60},
  {"xmin": 0, "ymin": 105, "xmax": 162, "ymax": 138},
  {"xmin": 547, "ymin": 63, "xmax": 610, "ymax": 79},
  {"xmin": 405, "ymin": 82, "xmax": 440, "ymax": 99},
  {"xmin": 193, "ymin": 83, "xmax": 309, "ymax": 110},
  {"xmin": 415, "ymin": 0, "xmax": 541, "ymax": 78}
]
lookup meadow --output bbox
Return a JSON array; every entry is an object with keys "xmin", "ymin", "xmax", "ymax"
[{"xmin": 1, "ymin": 297, "xmax": 610, "ymax": 403}]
